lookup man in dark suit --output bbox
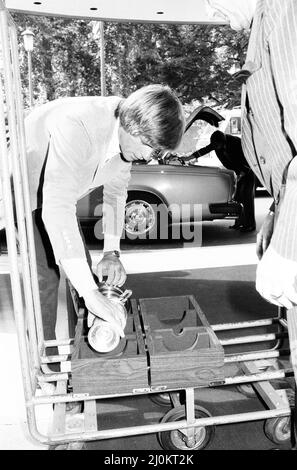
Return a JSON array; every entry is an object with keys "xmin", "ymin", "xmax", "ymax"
[{"xmin": 181, "ymin": 130, "xmax": 256, "ymax": 232}]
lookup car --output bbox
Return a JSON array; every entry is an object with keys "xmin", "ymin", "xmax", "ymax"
[{"xmin": 77, "ymin": 106, "xmax": 242, "ymax": 241}]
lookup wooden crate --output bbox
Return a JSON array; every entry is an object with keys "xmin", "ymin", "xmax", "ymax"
[
  {"xmin": 139, "ymin": 295, "xmax": 224, "ymax": 389},
  {"xmin": 71, "ymin": 299, "xmax": 148, "ymax": 395},
  {"xmin": 71, "ymin": 295, "xmax": 224, "ymax": 396}
]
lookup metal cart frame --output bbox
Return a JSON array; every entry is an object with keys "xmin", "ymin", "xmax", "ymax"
[{"xmin": 0, "ymin": 3, "xmax": 295, "ymax": 450}]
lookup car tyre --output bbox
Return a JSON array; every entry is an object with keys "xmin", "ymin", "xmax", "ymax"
[{"xmin": 124, "ymin": 193, "xmax": 169, "ymax": 242}]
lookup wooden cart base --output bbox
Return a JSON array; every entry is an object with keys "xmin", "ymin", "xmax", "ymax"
[
  {"xmin": 32, "ymin": 303, "xmax": 294, "ymax": 450},
  {"xmin": 71, "ymin": 295, "xmax": 225, "ymax": 395}
]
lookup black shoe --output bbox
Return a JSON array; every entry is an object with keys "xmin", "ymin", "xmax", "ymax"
[{"xmin": 240, "ymin": 225, "xmax": 256, "ymax": 233}]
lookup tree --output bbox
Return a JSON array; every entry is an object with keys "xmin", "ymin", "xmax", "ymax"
[
  {"xmin": 103, "ymin": 22, "xmax": 249, "ymax": 107},
  {"xmin": 212, "ymin": 27, "xmax": 250, "ymax": 108},
  {"xmin": 12, "ymin": 14, "xmax": 249, "ymax": 108},
  {"xmin": 13, "ymin": 14, "xmax": 102, "ymax": 105}
]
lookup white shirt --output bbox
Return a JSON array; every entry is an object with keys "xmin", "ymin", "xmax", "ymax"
[{"xmin": 2, "ymin": 96, "xmax": 132, "ymax": 295}]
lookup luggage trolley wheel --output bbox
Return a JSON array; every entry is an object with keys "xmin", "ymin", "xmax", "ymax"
[
  {"xmin": 158, "ymin": 404, "xmax": 215, "ymax": 450},
  {"xmin": 149, "ymin": 392, "xmax": 173, "ymax": 407},
  {"xmin": 236, "ymin": 383, "xmax": 257, "ymax": 398},
  {"xmin": 50, "ymin": 442, "xmax": 87, "ymax": 450},
  {"xmin": 264, "ymin": 416, "xmax": 291, "ymax": 445}
]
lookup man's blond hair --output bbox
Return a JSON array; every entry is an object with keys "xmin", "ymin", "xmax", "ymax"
[{"xmin": 116, "ymin": 84, "xmax": 185, "ymax": 150}]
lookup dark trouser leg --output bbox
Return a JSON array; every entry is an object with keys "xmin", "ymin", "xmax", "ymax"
[
  {"xmin": 32, "ymin": 209, "xmax": 60, "ymax": 364},
  {"xmin": 236, "ymin": 172, "xmax": 256, "ymax": 228},
  {"xmin": 231, "ymin": 177, "xmax": 244, "ymax": 228},
  {"xmin": 242, "ymin": 171, "xmax": 256, "ymax": 227}
]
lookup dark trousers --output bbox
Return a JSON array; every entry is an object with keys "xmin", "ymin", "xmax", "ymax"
[
  {"xmin": 32, "ymin": 209, "xmax": 92, "ymax": 349},
  {"xmin": 234, "ymin": 170, "xmax": 256, "ymax": 228}
]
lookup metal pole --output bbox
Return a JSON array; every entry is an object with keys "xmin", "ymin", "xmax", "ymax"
[
  {"xmin": 33, "ymin": 407, "xmax": 292, "ymax": 444},
  {"xmin": 0, "ymin": 7, "xmax": 36, "ymax": 394},
  {"xmin": 99, "ymin": 21, "xmax": 106, "ymax": 96},
  {"xmin": 219, "ymin": 331, "xmax": 287, "ymax": 346},
  {"xmin": 2, "ymin": 21, "xmax": 41, "ymax": 376},
  {"xmin": 224, "ymin": 349, "xmax": 290, "ymax": 363},
  {"xmin": 287, "ymin": 307, "xmax": 297, "ymax": 387},
  {"xmin": 27, "ymin": 50, "xmax": 33, "ymax": 107},
  {"xmin": 212, "ymin": 318, "xmax": 278, "ymax": 331},
  {"xmin": 10, "ymin": 26, "xmax": 44, "ymax": 351}
]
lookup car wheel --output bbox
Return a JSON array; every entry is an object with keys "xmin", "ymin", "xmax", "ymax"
[{"xmin": 124, "ymin": 193, "xmax": 169, "ymax": 241}]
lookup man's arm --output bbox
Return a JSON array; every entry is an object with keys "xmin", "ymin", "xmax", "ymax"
[
  {"xmin": 180, "ymin": 143, "xmax": 214, "ymax": 163},
  {"xmin": 42, "ymin": 116, "xmax": 124, "ymax": 335},
  {"xmin": 255, "ymin": 1, "xmax": 297, "ymax": 308},
  {"xmin": 102, "ymin": 162, "xmax": 132, "ymax": 253},
  {"xmin": 256, "ymin": 209, "xmax": 275, "ymax": 260},
  {"xmin": 42, "ymin": 115, "xmax": 95, "ymax": 281},
  {"xmin": 96, "ymin": 161, "xmax": 132, "ymax": 286},
  {"xmin": 265, "ymin": 0, "xmax": 297, "ymax": 260},
  {"xmin": 256, "ymin": 157, "xmax": 297, "ymax": 308}
]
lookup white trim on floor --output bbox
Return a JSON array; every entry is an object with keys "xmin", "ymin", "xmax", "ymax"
[
  {"xmin": 91, "ymin": 243, "xmax": 258, "ymax": 274},
  {"xmin": 0, "ymin": 243, "xmax": 258, "ymax": 275}
]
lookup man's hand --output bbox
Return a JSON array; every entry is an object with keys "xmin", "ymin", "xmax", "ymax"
[
  {"xmin": 256, "ymin": 211, "xmax": 275, "ymax": 260},
  {"xmin": 84, "ymin": 289, "xmax": 125, "ymax": 337},
  {"xmin": 256, "ymin": 246, "xmax": 297, "ymax": 309},
  {"xmin": 179, "ymin": 154, "xmax": 196, "ymax": 164},
  {"xmin": 96, "ymin": 253, "xmax": 127, "ymax": 286},
  {"xmin": 166, "ymin": 153, "xmax": 180, "ymax": 163}
]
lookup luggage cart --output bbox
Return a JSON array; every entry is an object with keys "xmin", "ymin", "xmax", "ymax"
[
  {"xmin": 66, "ymin": 291, "xmax": 294, "ymax": 450},
  {"xmin": 0, "ymin": 2, "xmax": 295, "ymax": 451},
  {"xmin": 27, "ymin": 290, "xmax": 295, "ymax": 451}
]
